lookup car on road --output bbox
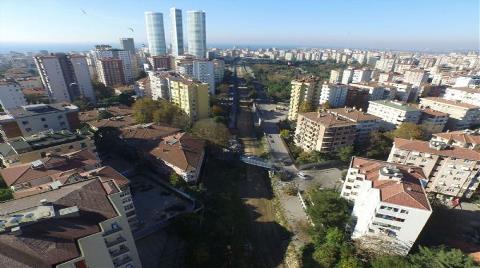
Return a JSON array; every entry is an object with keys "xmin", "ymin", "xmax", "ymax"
[{"xmin": 298, "ymin": 172, "xmax": 311, "ymax": 180}]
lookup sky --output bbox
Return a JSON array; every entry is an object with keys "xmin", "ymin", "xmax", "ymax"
[{"xmin": 0, "ymin": 0, "xmax": 479, "ymax": 52}]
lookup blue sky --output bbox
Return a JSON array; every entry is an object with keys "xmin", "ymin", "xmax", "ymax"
[{"xmin": 0, "ymin": 0, "xmax": 479, "ymax": 51}]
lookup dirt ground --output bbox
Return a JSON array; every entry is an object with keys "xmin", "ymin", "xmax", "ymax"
[{"xmin": 237, "ymin": 105, "xmax": 290, "ymax": 268}]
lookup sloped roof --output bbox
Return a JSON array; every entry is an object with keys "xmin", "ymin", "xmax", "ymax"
[
  {"xmin": 0, "ymin": 149, "xmax": 99, "ymax": 187},
  {"xmin": 328, "ymin": 107, "xmax": 380, "ymax": 122},
  {"xmin": 351, "ymin": 157, "xmax": 431, "ymax": 210},
  {"xmin": 433, "ymin": 130, "xmax": 480, "ymax": 146},
  {"xmin": 300, "ymin": 112, "xmax": 357, "ymax": 127},
  {"xmin": 80, "ymin": 166, "xmax": 130, "ymax": 189},
  {"xmin": 0, "ymin": 179, "xmax": 117, "ymax": 268},
  {"xmin": 150, "ymin": 132, "xmax": 205, "ymax": 172},
  {"xmin": 394, "ymin": 138, "xmax": 480, "ymax": 161}
]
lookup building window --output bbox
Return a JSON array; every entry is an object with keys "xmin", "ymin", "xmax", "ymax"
[
  {"xmin": 41, "ymin": 118, "xmax": 46, "ymax": 121},
  {"xmin": 22, "ymin": 121, "xmax": 29, "ymax": 125},
  {"xmin": 43, "ymin": 124, "xmax": 48, "ymax": 128}
]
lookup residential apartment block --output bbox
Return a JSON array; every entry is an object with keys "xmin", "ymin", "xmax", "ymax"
[
  {"xmin": 0, "ymin": 130, "xmax": 95, "ymax": 167},
  {"xmin": 443, "ymin": 87, "xmax": 480, "ymax": 106},
  {"xmin": 97, "ymin": 58, "xmax": 125, "ymax": 87},
  {"xmin": 340, "ymin": 157, "xmax": 431, "ymax": 255},
  {"xmin": 0, "ymin": 178, "xmax": 142, "ymax": 268},
  {"xmin": 287, "ymin": 77, "xmax": 322, "ymax": 121},
  {"xmin": 367, "ymin": 100, "xmax": 421, "ymax": 130},
  {"xmin": 294, "ymin": 111, "xmax": 356, "ymax": 153},
  {"xmin": 388, "ymin": 138, "xmax": 480, "ymax": 200},
  {"xmin": 0, "ymin": 80, "xmax": 27, "ymax": 112},
  {"xmin": 0, "ymin": 103, "xmax": 80, "ymax": 139},
  {"xmin": 328, "ymin": 108, "xmax": 381, "ymax": 146},
  {"xmin": 420, "ymin": 97, "xmax": 480, "ymax": 130},
  {"xmin": 34, "ymin": 54, "xmax": 95, "ymax": 103},
  {"xmin": 432, "ymin": 129, "xmax": 480, "ymax": 150},
  {"xmin": 320, "ymin": 83, "xmax": 348, "ymax": 108},
  {"xmin": 419, "ymin": 108, "xmax": 448, "ymax": 136},
  {"xmin": 403, "ymin": 69, "xmax": 428, "ymax": 87}
]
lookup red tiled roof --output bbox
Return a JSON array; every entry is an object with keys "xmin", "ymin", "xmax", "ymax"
[
  {"xmin": 351, "ymin": 157, "xmax": 431, "ymax": 210},
  {"xmin": 433, "ymin": 130, "xmax": 480, "ymax": 146},
  {"xmin": 394, "ymin": 138, "xmax": 480, "ymax": 161}
]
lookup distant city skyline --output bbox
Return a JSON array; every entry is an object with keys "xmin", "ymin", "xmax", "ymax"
[{"xmin": 0, "ymin": 0, "xmax": 478, "ymax": 52}]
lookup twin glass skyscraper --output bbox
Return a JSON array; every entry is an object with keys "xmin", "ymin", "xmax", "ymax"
[
  {"xmin": 144, "ymin": 9, "xmax": 206, "ymax": 58},
  {"xmin": 186, "ymin": 10, "xmax": 206, "ymax": 58},
  {"xmin": 145, "ymin": 11, "xmax": 167, "ymax": 56}
]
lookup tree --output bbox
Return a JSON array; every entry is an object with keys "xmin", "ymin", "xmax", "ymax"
[
  {"xmin": 299, "ymin": 102, "xmax": 315, "ymax": 113},
  {"xmin": 409, "ymin": 246, "xmax": 477, "ymax": 268},
  {"xmin": 0, "ymin": 188, "xmax": 13, "ymax": 201},
  {"xmin": 118, "ymin": 91, "xmax": 135, "ymax": 106},
  {"xmin": 280, "ymin": 129, "xmax": 290, "ymax": 139},
  {"xmin": 170, "ymin": 173, "xmax": 187, "ymax": 188},
  {"xmin": 370, "ymin": 255, "xmax": 415, "ymax": 268},
  {"xmin": 98, "ymin": 110, "xmax": 114, "ymax": 120},
  {"xmin": 321, "ymin": 101, "xmax": 332, "ymax": 109},
  {"xmin": 132, "ymin": 98, "xmax": 158, "ymax": 123},
  {"xmin": 211, "ymin": 105, "xmax": 225, "ymax": 117},
  {"xmin": 192, "ymin": 118, "xmax": 231, "ymax": 147},
  {"xmin": 92, "ymin": 80, "xmax": 115, "ymax": 100},
  {"xmin": 307, "ymin": 189, "xmax": 351, "ymax": 228},
  {"xmin": 337, "ymin": 145, "xmax": 355, "ymax": 162},
  {"xmin": 389, "ymin": 123, "xmax": 425, "ymax": 140},
  {"xmin": 72, "ymin": 98, "xmax": 92, "ymax": 111},
  {"xmin": 366, "ymin": 131, "xmax": 393, "ymax": 160}
]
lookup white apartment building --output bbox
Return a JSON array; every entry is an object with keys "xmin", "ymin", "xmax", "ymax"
[
  {"xmin": 0, "ymin": 81, "xmax": 27, "ymax": 111},
  {"xmin": 388, "ymin": 138, "xmax": 480, "ymax": 201},
  {"xmin": 287, "ymin": 77, "xmax": 322, "ymax": 121},
  {"xmin": 443, "ymin": 87, "xmax": 480, "ymax": 106},
  {"xmin": 91, "ymin": 47, "xmax": 134, "ymax": 84},
  {"xmin": 320, "ymin": 83, "xmax": 348, "ymax": 108},
  {"xmin": 329, "ymin": 69, "xmax": 342, "ymax": 84},
  {"xmin": 192, "ymin": 60, "xmax": 215, "ymax": 95},
  {"xmin": 349, "ymin": 83, "xmax": 390, "ymax": 101},
  {"xmin": 328, "ymin": 108, "xmax": 381, "ymax": 146},
  {"xmin": 148, "ymin": 71, "xmax": 171, "ymax": 100},
  {"xmin": 375, "ymin": 58, "xmax": 395, "ymax": 72},
  {"xmin": 420, "ymin": 97, "xmax": 480, "ymax": 130},
  {"xmin": 432, "ymin": 129, "xmax": 480, "ymax": 150},
  {"xmin": 341, "ymin": 68, "xmax": 354, "ymax": 84},
  {"xmin": 35, "ymin": 54, "xmax": 95, "ymax": 103},
  {"xmin": 341, "ymin": 157, "xmax": 431, "ymax": 255},
  {"xmin": 0, "ymin": 178, "xmax": 142, "ymax": 268},
  {"xmin": 453, "ymin": 76, "xmax": 480, "ymax": 88},
  {"xmin": 294, "ymin": 112, "xmax": 356, "ymax": 153},
  {"xmin": 403, "ymin": 69, "xmax": 428, "ymax": 87},
  {"xmin": 352, "ymin": 69, "xmax": 373, "ymax": 84},
  {"xmin": 367, "ymin": 100, "xmax": 421, "ymax": 130}
]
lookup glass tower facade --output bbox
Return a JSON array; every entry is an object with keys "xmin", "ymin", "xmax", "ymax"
[
  {"xmin": 187, "ymin": 11, "xmax": 206, "ymax": 59},
  {"xmin": 145, "ymin": 11, "xmax": 166, "ymax": 56}
]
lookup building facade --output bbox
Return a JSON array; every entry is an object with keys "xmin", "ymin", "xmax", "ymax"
[
  {"xmin": 388, "ymin": 138, "xmax": 480, "ymax": 201},
  {"xmin": 367, "ymin": 100, "xmax": 421, "ymax": 130},
  {"xmin": 419, "ymin": 97, "xmax": 480, "ymax": 130},
  {"xmin": 0, "ymin": 80, "xmax": 27, "ymax": 112},
  {"xmin": 168, "ymin": 74, "xmax": 210, "ymax": 122},
  {"xmin": 328, "ymin": 108, "xmax": 381, "ymax": 146},
  {"xmin": 170, "ymin": 7, "xmax": 184, "ymax": 57},
  {"xmin": 319, "ymin": 83, "xmax": 348, "ymax": 108},
  {"xmin": 287, "ymin": 77, "xmax": 322, "ymax": 121},
  {"xmin": 294, "ymin": 112, "xmax": 356, "ymax": 153},
  {"xmin": 97, "ymin": 58, "xmax": 125, "ymax": 87},
  {"xmin": 186, "ymin": 10, "xmax": 207, "ymax": 58},
  {"xmin": 340, "ymin": 157, "xmax": 431, "ymax": 255},
  {"xmin": 145, "ymin": 11, "xmax": 167, "ymax": 56}
]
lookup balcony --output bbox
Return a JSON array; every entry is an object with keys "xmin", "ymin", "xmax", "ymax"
[
  {"xmin": 110, "ymin": 245, "xmax": 130, "ymax": 258},
  {"xmin": 105, "ymin": 236, "xmax": 127, "ymax": 248},
  {"xmin": 103, "ymin": 226, "xmax": 122, "ymax": 237},
  {"xmin": 114, "ymin": 256, "xmax": 132, "ymax": 268}
]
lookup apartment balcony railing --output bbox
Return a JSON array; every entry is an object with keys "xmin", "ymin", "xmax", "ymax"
[
  {"xmin": 105, "ymin": 236, "xmax": 127, "ymax": 248},
  {"xmin": 114, "ymin": 256, "xmax": 132, "ymax": 267},
  {"xmin": 110, "ymin": 246, "xmax": 130, "ymax": 258},
  {"xmin": 103, "ymin": 226, "xmax": 122, "ymax": 237}
]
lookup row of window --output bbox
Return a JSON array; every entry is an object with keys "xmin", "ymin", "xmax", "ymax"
[
  {"xmin": 375, "ymin": 212, "xmax": 405, "ymax": 222},
  {"xmin": 379, "ymin": 205, "xmax": 409, "ymax": 214}
]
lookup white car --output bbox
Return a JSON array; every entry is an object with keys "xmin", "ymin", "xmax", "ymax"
[{"xmin": 298, "ymin": 172, "xmax": 309, "ymax": 179}]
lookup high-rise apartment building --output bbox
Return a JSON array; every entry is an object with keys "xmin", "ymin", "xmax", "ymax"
[
  {"xmin": 187, "ymin": 11, "xmax": 207, "ymax": 58},
  {"xmin": 145, "ymin": 11, "xmax": 167, "ymax": 56},
  {"xmin": 192, "ymin": 60, "xmax": 215, "ymax": 95},
  {"xmin": 97, "ymin": 58, "xmax": 125, "ymax": 87},
  {"xmin": 170, "ymin": 7, "xmax": 184, "ymax": 57},
  {"xmin": 329, "ymin": 69, "xmax": 342, "ymax": 84},
  {"xmin": 34, "ymin": 54, "xmax": 95, "ymax": 103},
  {"xmin": 0, "ymin": 80, "xmax": 27, "ymax": 112},
  {"xmin": 91, "ymin": 45, "xmax": 134, "ymax": 84},
  {"xmin": 119, "ymin": 38, "xmax": 135, "ymax": 54},
  {"xmin": 287, "ymin": 77, "xmax": 322, "ymax": 121}
]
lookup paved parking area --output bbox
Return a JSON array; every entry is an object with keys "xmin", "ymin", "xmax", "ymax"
[{"xmin": 297, "ymin": 168, "xmax": 345, "ymax": 192}]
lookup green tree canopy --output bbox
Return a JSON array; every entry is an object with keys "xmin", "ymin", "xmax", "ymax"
[
  {"xmin": 337, "ymin": 145, "xmax": 355, "ymax": 162},
  {"xmin": 280, "ymin": 129, "xmax": 290, "ymax": 139},
  {"xmin": 169, "ymin": 172, "xmax": 187, "ymax": 189},
  {"xmin": 389, "ymin": 122, "xmax": 425, "ymax": 140},
  {"xmin": 192, "ymin": 118, "xmax": 231, "ymax": 147},
  {"xmin": 299, "ymin": 101, "xmax": 315, "ymax": 113},
  {"xmin": 366, "ymin": 131, "xmax": 393, "ymax": 160},
  {"xmin": 132, "ymin": 99, "xmax": 190, "ymax": 129},
  {"xmin": 307, "ymin": 189, "xmax": 351, "ymax": 228}
]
